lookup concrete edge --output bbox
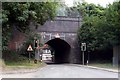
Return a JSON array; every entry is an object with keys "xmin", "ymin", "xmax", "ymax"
[
  {"xmin": 67, "ymin": 64, "xmax": 119, "ymax": 73},
  {"xmin": 82, "ymin": 65, "xmax": 118, "ymax": 73},
  {"xmin": 1, "ymin": 69, "xmax": 38, "ymax": 74},
  {"xmin": 1, "ymin": 64, "xmax": 119, "ymax": 74}
]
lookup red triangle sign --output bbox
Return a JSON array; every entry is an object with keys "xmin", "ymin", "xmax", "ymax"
[{"xmin": 27, "ymin": 45, "xmax": 33, "ymax": 51}]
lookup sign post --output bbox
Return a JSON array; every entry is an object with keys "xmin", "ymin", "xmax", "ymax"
[
  {"xmin": 81, "ymin": 43, "xmax": 86, "ymax": 65},
  {"xmin": 35, "ymin": 45, "xmax": 41, "ymax": 63},
  {"xmin": 27, "ymin": 45, "xmax": 33, "ymax": 63}
]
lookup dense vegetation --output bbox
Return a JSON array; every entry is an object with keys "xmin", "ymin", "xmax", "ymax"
[
  {"xmin": 1, "ymin": 2, "xmax": 58, "ymax": 63},
  {"xmin": 1, "ymin": 1, "xmax": 120, "ymax": 63},
  {"xmin": 2, "ymin": 2, "xmax": 58, "ymax": 51},
  {"xmin": 75, "ymin": 1, "xmax": 120, "ymax": 51}
]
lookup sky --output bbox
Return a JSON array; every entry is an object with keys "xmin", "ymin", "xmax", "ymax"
[{"xmin": 65, "ymin": 0, "xmax": 115, "ymax": 7}]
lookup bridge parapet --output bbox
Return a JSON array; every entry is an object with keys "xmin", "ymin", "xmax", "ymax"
[
  {"xmin": 36, "ymin": 16, "xmax": 81, "ymax": 33},
  {"xmin": 38, "ymin": 32, "xmax": 77, "ymax": 45}
]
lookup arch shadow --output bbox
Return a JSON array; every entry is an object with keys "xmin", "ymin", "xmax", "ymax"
[{"xmin": 46, "ymin": 38, "xmax": 71, "ymax": 64}]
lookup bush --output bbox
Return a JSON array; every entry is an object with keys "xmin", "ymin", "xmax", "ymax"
[{"xmin": 2, "ymin": 50, "xmax": 28, "ymax": 62}]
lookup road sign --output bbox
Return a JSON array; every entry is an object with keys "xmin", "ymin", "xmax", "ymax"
[
  {"xmin": 27, "ymin": 45, "xmax": 33, "ymax": 63},
  {"xmin": 42, "ymin": 44, "xmax": 48, "ymax": 48},
  {"xmin": 81, "ymin": 43, "xmax": 86, "ymax": 65},
  {"xmin": 34, "ymin": 39, "xmax": 38, "ymax": 48},
  {"xmin": 55, "ymin": 33, "xmax": 60, "ymax": 38},
  {"xmin": 37, "ymin": 45, "xmax": 40, "ymax": 49},
  {"xmin": 27, "ymin": 45, "xmax": 33, "ymax": 51},
  {"xmin": 81, "ymin": 43, "xmax": 86, "ymax": 51}
]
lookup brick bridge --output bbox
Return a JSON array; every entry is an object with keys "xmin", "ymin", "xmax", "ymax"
[{"xmin": 35, "ymin": 16, "xmax": 82, "ymax": 64}]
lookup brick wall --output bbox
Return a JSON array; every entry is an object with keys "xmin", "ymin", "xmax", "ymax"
[{"xmin": 8, "ymin": 30, "xmax": 26, "ymax": 51}]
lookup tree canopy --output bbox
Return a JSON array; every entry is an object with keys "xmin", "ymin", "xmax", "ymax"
[
  {"xmin": 77, "ymin": 1, "xmax": 120, "ymax": 51},
  {"xmin": 2, "ymin": 2, "xmax": 58, "ymax": 50}
]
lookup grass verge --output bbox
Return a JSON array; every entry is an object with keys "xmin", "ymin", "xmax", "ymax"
[
  {"xmin": 89, "ymin": 62, "xmax": 118, "ymax": 70},
  {"xmin": 1, "ymin": 59, "xmax": 47, "ymax": 72}
]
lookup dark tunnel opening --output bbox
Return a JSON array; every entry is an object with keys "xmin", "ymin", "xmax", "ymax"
[{"xmin": 46, "ymin": 38, "xmax": 71, "ymax": 64}]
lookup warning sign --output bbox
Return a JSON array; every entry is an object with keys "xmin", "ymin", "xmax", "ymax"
[
  {"xmin": 37, "ymin": 45, "xmax": 40, "ymax": 49},
  {"xmin": 27, "ymin": 45, "xmax": 33, "ymax": 51}
]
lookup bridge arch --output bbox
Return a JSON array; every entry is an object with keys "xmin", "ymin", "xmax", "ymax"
[
  {"xmin": 37, "ymin": 16, "xmax": 82, "ymax": 64},
  {"xmin": 45, "ymin": 38, "xmax": 71, "ymax": 63}
]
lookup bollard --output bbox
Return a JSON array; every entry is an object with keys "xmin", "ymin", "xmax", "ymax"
[
  {"xmin": 34, "ymin": 59, "xmax": 37, "ymax": 64},
  {"xmin": 87, "ymin": 60, "xmax": 88, "ymax": 66}
]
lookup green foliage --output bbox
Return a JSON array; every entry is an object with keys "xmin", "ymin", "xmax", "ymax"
[
  {"xmin": 2, "ymin": 50, "xmax": 27, "ymax": 62},
  {"xmin": 2, "ymin": 2, "xmax": 58, "ymax": 31},
  {"xmin": 24, "ymin": 33, "xmax": 42, "ymax": 49},
  {"xmin": 105, "ymin": 1, "xmax": 120, "ymax": 46},
  {"xmin": 18, "ymin": 33, "xmax": 43, "ymax": 58},
  {"xmin": 77, "ymin": 1, "xmax": 120, "ymax": 51},
  {"xmin": 2, "ymin": 2, "xmax": 58, "ymax": 51},
  {"xmin": 29, "ymin": 2, "xmax": 58, "ymax": 25}
]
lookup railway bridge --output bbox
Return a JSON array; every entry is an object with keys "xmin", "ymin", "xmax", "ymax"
[{"xmin": 35, "ymin": 16, "xmax": 82, "ymax": 64}]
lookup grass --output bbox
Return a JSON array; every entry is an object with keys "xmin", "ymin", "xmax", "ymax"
[
  {"xmin": 2, "ymin": 51, "xmax": 47, "ymax": 70},
  {"xmin": 1, "ymin": 59, "xmax": 47, "ymax": 72},
  {"xmin": 89, "ymin": 62, "xmax": 118, "ymax": 70},
  {"xmin": 5, "ymin": 60, "xmax": 45, "ymax": 68},
  {"xmin": 1, "ymin": 49, "xmax": 47, "ymax": 72},
  {"xmin": 0, "ymin": 59, "xmax": 5, "ymax": 67}
]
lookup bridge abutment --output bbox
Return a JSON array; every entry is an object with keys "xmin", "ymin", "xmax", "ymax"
[{"xmin": 36, "ymin": 16, "xmax": 82, "ymax": 64}]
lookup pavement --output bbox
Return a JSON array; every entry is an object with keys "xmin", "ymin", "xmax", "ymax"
[{"xmin": 1, "ymin": 64, "xmax": 118, "ymax": 74}]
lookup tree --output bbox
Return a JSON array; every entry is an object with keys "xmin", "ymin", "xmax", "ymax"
[
  {"xmin": 105, "ymin": 1, "xmax": 120, "ymax": 46},
  {"xmin": 77, "ymin": 1, "xmax": 120, "ymax": 51},
  {"xmin": 2, "ymin": 2, "xmax": 58, "ymax": 50},
  {"xmin": 77, "ymin": 2, "xmax": 106, "ymax": 50}
]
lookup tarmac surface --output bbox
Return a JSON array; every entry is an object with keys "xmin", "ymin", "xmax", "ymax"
[{"xmin": 1, "ymin": 64, "xmax": 118, "ymax": 78}]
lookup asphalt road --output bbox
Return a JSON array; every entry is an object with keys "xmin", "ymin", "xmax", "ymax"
[{"xmin": 1, "ymin": 64, "xmax": 118, "ymax": 78}]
